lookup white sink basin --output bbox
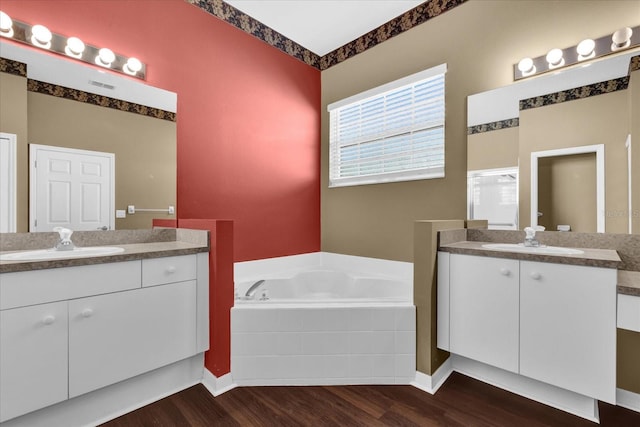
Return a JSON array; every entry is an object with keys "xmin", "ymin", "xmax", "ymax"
[
  {"xmin": 482, "ymin": 243, "xmax": 584, "ymax": 255},
  {"xmin": 0, "ymin": 246, "xmax": 125, "ymax": 261}
]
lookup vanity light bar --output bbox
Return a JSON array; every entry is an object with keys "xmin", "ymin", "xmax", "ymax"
[
  {"xmin": 514, "ymin": 25, "xmax": 640, "ymax": 81},
  {"xmin": 0, "ymin": 12, "xmax": 146, "ymax": 80}
]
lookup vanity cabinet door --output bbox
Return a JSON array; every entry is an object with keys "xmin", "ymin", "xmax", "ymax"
[
  {"xmin": 449, "ymin": 254, "xmax": 520, "ymax": 373},
  {"xmin": 68, "ymin": 281, "xmax": 197, "ymax": 398},
  {"xmin": 0, "ymin": 301, "xmax": 68, "ymax": 422},
  {"xmin": 520, "ymin": 261, "xmax": 616, "ymax": 403}
]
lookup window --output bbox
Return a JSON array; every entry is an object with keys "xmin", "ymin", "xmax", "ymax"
[
  {"xmin": 467, "ymin": 168, "xmax": 519, "ymax": 230},
  {"xmin": 328, "ymin": 64, "xmax": 446, "ymax": 187}
]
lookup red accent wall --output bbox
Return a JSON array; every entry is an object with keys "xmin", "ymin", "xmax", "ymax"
[{"xmin": 3, "ymin": 0, "xmax": 321, "ymax": 262}]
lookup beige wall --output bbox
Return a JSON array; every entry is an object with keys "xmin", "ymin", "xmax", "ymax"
[
  {"xmin": 0, "ymin": 72, "xmax": 28, "ymax": 232},
  {"xmin": 321, "ymin": 0, "xmax": 639, "ymax": 262},
  {"xmin": 467, "ymin": 127, "xmax": 518, "ymax": 172},
  {"xmin": 27, "ymin": 93, "xmax": 176, "ymax": 230},
  {"xmin": 519, "ymin": 91, "xmax": 630, "ymax": 233},
  {"xmin": 538, "ymin": 153, "xmax": 597, "ymax": 233}
]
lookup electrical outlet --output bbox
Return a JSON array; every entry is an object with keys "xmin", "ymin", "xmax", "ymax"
[{"xmin": 116, "ymin": 210, "xmax": 126, "ymax": 218}]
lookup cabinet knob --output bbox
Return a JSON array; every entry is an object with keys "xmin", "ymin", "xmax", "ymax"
[
  {"xmin": 42, "ymin": 315, "xmax": 55, "ymax": 325},
  {"xmin": 500, "ymin": 268, "xmax": 511, "ymax": 276},
  {"xmin": 166, "ymin": 266, "xmax": 176, "ymax": 274},
  {"xmin": 81, "ymin": 308, "xmax": 94, "ymax": 318},
  {"xmin": 530, "ymin": 272, "xmax": 542, "ymax": 280}
]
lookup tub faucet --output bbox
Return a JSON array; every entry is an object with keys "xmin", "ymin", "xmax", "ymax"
[
  {"xmin": 245, "ymin": 280, "xmax": 266, "ymax": 299},
  {"xmin": 53, "ymin": 227, "xmax": 75, "ymax": 251}
]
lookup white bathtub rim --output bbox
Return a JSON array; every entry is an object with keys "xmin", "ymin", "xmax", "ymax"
[{"xmin": 234, "ymin": 252, "xmax": 413, "ymax": 285}]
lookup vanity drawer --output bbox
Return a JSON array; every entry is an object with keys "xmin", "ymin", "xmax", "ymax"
[
  {"xmin": 618, "ymin": 294, "xmax": 640, "ymax": 332},
  {"xmin": 142, "ymin": 254, "xmax": 197, "ymax": 287},
  {"xmin": 0, "ymin": 261, "xmax": 142, "ymax": 310}
]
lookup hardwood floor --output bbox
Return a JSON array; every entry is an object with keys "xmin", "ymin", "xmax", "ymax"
[{"xmin": 102, "ymin": 372, "xmax": 640, "ymax": 426}]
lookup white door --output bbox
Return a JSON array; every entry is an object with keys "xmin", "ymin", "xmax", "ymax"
[
  {"xmin": 30, "ymin": 144, "xmax": 114, "ymax": 232},
  {"xmin": 0, "ymin": 301, "xmax": 69, "ymax": 422},
  {"xmin": 0, "ymin": 133, "xmax": 17, "ymax": 232},
  {"xmin": 449, "ymin": 254, "xmax": 520, "ymax": 373},
  {"xmin": 519, "ymin": 261, "xmax": 617, "ymax": 403},
  {"xmin": 68, "ymin": 281, "xmax": 196, "ymax": 397}
]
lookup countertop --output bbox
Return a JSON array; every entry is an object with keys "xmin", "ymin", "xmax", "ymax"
[
  {"xmin": 0, "ymin": 229, "xmax": 209, "ymax": 273},
  {"xmin": 618, "ymin": 271, "xmax": 640, "ymax": 297},
  {"xmin": 438, "ymin": 241, "xmax": 640, "ymax": 296},
  {"xmin": 439, "ymin": 240, "xmax": 621, "ymax": 269}
]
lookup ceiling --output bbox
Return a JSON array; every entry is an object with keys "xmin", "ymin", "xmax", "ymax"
[{"xmin": 224, "ymin": 0, "xmax": 425, "ymax": 56}]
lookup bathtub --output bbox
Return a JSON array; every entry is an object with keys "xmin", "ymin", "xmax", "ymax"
[
  {"xmin": 235, "ymin": 269, "xmax": 412, "ymax": 305},
  {"xmin": 231, "ymin": 252, "xmax": 416, "ymax": 386}
]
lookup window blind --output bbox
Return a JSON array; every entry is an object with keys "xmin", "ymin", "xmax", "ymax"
[{"xmin": 328, "ymin": 64, "xmax": 446, "ymax": 187}]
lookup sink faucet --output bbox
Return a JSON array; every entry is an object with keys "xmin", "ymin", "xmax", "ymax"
[
  {"xmin": 53, "ymin": 227, "xmax": 75, "ymax": 251},
  {"xmin": 523, "ymin": 226, "xmax": 545, "ymax": 247}
]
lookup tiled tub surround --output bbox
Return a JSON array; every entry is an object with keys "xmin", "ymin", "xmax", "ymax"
[
  {"xmin": 0, "ymin": 228, "xmax": 209, "ymax": 273},
  {"xmin": 232, "ymin": 252, "xmax": 416, "ymax": 386}
]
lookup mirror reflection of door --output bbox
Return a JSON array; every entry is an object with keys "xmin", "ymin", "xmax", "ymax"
[
  {"xmin": 29, "ymin": 144, "xmax": 114, "ymax": 232},
  {"xmin": 537, "ymin": 153, "xmax": 597, "ymax": 233},
  {"xmin": 0, "ymin": 133, "xmax": 17, "ymax": 232}
]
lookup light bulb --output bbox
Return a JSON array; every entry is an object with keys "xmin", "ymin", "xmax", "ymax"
[
  {"xmin": 95, "ymin": 47, "xmax": 115, "ymax": 67},
  {"xmin": 31, "ymin": 24, "xmax": 52, "ymax": 48},
  {"xmin": 123, "ymin": 57, "xmax": 142, "ymax": 75},
  {"xmin": 546, "ymin": 48, "xmax": 564, "ymax": 67},
  {"xmin": 611, "ymin": 27, "xmax": 633, "ymax": 50},
  {"xmin": 517, "ymin": 57, "xmax": 534, "ymax": 73},
  {"xmin": 0, "ymin": 11, "xmax": 13, "ymax": 37},
  {"xmin": 65, "ymin": 37, "xmax": 85, "ymax": 58},
  {"xmin": 576, "ymin": 39, "xmax": 595, "ymax": 59}
]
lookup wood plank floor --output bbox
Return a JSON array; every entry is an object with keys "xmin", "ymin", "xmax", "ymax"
[{"xmin": 102, "ymin": 372, "xmax": 640, "ymax": 426}]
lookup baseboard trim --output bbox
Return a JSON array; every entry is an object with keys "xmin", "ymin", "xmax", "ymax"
[
  {"xmin": 411, "ymin": 358, "xmax": 453, "ymax": 394},
  {"xmin": 448, "ymin": 355, "xmax": 600, "ymax": 423},
  {"xmin": 617, "ymin": 388, "xmax": 640, "ymax": 413},
  {"xmin": 202, "ymin": 370, "xmax": 237, "ymax": 397},
  {"xmin": 3, "ymin": 354, "xmax": 205, "ymax": 427}
]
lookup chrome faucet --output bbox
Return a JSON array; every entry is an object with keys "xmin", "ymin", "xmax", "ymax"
[
  {"xmin": 244, "ymin": 280, "xmax": 266, "ymax": 299},
  {"xmin": 523, "ymin": 226, "xmax": 544, "ymax": 247},
  {"xmin": 53, "ymin": 227, "xmax": 75, "ymax": 251}
]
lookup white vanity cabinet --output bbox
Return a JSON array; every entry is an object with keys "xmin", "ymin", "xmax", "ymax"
[
  {"xmin": 0, "ymin": 301, "xmax": 68, "ymax": 422},
  {"xmin": 0, "ymin": 253, "xmax": 208, "ymax": 423},
  {"xmin": 68, "ymin": 280, "xmax": 197, "ymax": 397},
  {"xmin": 519, "ymin": 260, "xmax": 617, "ymax": 403},
  {"xmin": 438, "ymin": 251, "xmax": 617, "ymax": 404},
  {"xmin": 449, "ymin": 254, "xmax": 519, "ymax": 373}
]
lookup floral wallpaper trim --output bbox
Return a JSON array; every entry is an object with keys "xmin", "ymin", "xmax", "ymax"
[
  {"xmin": 630, "ymin": 55, "xmax": 640, "ymax": 73},
  {"xmin": 186, "ymin": 0, "xmax": 320, "ymax": 69},
  {"xmin": 27, "ymin": 79, "xmax": 177, "ymax": 122},
  {"xmin": 186, "ymin": 0, "xmax": 467, "ymax": 70},
  {"xmin": 0, "ymin": 57, "xmax": 27, "ymax": 77},
  {"xmin": 320, "ymin": 0, "xmax": 467, "ymax": 70},
  {"xmin": 467, "ymin": 118, "xmax": 519, "ymax": 135},
  {"xmin": 519, "ymin": 76, "xmax": 629, "ymax": 111}
]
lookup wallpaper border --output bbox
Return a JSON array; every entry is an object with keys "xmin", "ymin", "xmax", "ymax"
[
  {"xmin": 186, "ymin": 0, "xmax": 467, "ymax": 70},
  {"xmin": 467, "ymin": 118, "xmax": 519, "ymax": 135},
  {"xmin": 519, "ymin": 76, "xmax": 630, "ymax": 111},
  {"xmin": 0, "ymin": 57, "xmax": 27, "ymax": 77},
  {"xmin": 27, "ymin": 79, "xmax": 177, "ymax": 122},
  {"xmin": 630, "ymin": 54, "xmax": 640, "ymax": 73}
]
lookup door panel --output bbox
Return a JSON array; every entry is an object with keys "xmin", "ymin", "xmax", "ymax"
[
  {"xmin": 0, "ymin": 301, "xmax": 68, "ymax": 422},
  {"xmin": 31, "ymin": 144, "xmax": 114, "ymax": 231}
]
